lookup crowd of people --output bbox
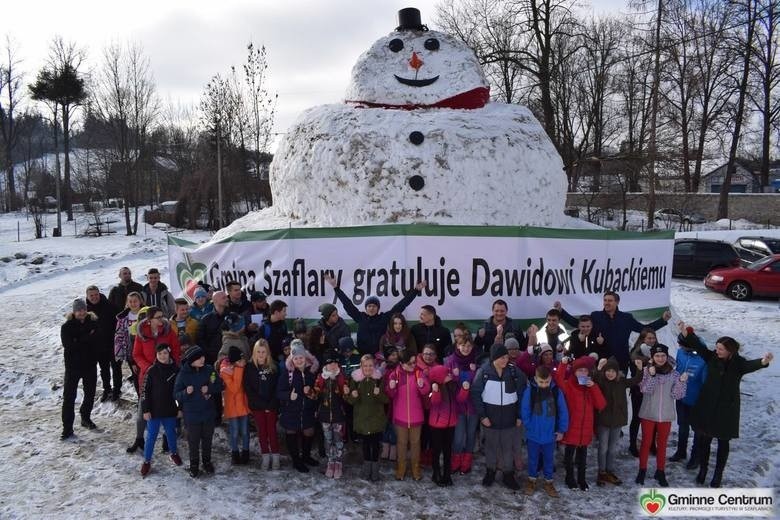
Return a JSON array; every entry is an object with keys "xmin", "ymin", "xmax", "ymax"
[{"xmin": 60, "ymin": 266, "xmax": 774, "ymax": 494}]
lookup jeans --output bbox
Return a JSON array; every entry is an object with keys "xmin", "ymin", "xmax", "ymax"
[
  {"xmin": 527, "ymin": 439, "xmax": 555, "ymax": 479},
  {"xmin": 675, "ymin": 401, "xmax": 697, "ymax": 459},
  {"xmin": 597, "ymin": 425, "xmax": 621, "ymax": 472},
  {"xmin": 322, "ymin": 422, "xmax": 345, "ymax": 464},
  {"xmin": 228, "ymin": 415, "xmax": 250, "ymax": 452},
  {"xmin": 144, "ymin": 417, "xmax": 178, "ymax": 462},
  {"xmin": 61, "ymin": 367, "xmax": 97, "ymax": 431},
  {"xmin": 453, "ymin": 414, "xmax": 478, "ymax": 453}
]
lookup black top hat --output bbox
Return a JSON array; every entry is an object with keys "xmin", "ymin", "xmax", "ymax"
[{"xmin": 396, "ymin": 8, "xmax": 427, "ymax": 31}]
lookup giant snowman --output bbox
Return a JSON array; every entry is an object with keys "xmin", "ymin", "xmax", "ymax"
[{"xmin": 213, "ymin": 8, "xmax": 568, "ymax": 240}]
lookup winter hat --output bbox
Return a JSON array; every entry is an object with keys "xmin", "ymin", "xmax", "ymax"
[
  {"xmin": 290, "ymin": 339, "xmax": 307, "ymax": 358},
  {"xmin": 294, "ymin": 318, "xmax": 307, "ymax": 335},
  {"xmin": 183, "ymin": 345, "xmax": 205, "ymax": 366},
  {"xmin": 538, "ymin": 343, "xmax": 553, "ymax": 356},
  {"xmin": 429, "ymin": 364, "xmax": 449, "ymax": 385},
  {"xmin": 571, "ymin": 355, "xmax": 595, "ymax": 373},
  {"xmin": 383, "ymin": 344, "xmax": 399, "ymax": 359},
  {"xmin": 222, "ymin": 312, "xmax": 245, "ymax": 333},
  {"xmin": 505, "ymin": 337, "xmax": 521, "ymax": 351},
  {"xmin": 194, "ymin": 287, "xmax": 208, "ymax": 300},
  {"xmin": 650, "ymin": 344, "xmax": 669, "ymax": 356},
  {"xmin": 228, "ymin": 346, "xmax": 243, "ymax": 363},
  {"xmin": 72, "ymin": 298, "xmax": 87, "ymax": 313},
  {"xmin": 490, "ymin": 343, "xmax": 508, "ymax": 362},
  {"xmin": 323, "ymin": 349, "xmax": 341, "ymax": 365},
  {"xmin": 319, "ymin": 303, "xmax": 337, "ymax": 320},
  {"xmin": 365, "ymin": 296, "xmax": 380, "ymax": 309},
  {"xmin": 250, "ymin": 291, "xmax": 266, "ymax": 302},
  {"xmin": 156, "ymin": 343, "xmax": 171, "ymax": 353},
  {"xmin": 603, "ymin": 357, "xmax": 620, "ymax": 373},
  {"xmin": 338, "ymin": 336, "xmax": 356, "ymax": 353}
]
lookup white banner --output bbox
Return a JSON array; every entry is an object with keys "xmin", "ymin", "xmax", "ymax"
[{"xmin": 167, "ymin": 224, "xmax": 674, "ymax": 323}]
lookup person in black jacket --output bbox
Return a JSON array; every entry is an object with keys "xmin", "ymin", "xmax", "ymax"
[
  {"xmin": 60, "ymin": 299, "xmax": 100, "ymax": 440},
  {"xmin": 326, "ymin": 275, "xmax": 426, "ymax": 355},
  {"xmin": 107, "ymin": 266, "xmax": 144, "ymax": 311},
  {"xmin": 410, "ymin": 305, "xmax": 452, "ymax": 362},
  {"xmin": 198, "ymin": 291, "xmax": 229, "ymax": 424},
  {"xmin": 474, "ymin": 300, "xmax": 526, "ymax": 355},
  {"xmin": 86, "ymin": 285, "xmax": 120, "ymax": 402},
  {"xmin": 244, "ymin": 339, "xmax": 280, "ymax": 470},
  {"xmin": 140, "ymin": 343, "xmax": 182, "ymax": 477}
]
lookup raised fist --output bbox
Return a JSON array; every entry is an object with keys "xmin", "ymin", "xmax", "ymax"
[
  {"xmin": 469, "ymin": 363, "xmax": 477, "ymax": 372},
  {"xmin": 431, "ymin": 383, "xmax": 439, "ymax": 392},
  {"xmin": 351, "ymin": 390, "xmax": 359, "ymax": 398},
  {"xmin": 679, "ymin": 372, "xmax": 689, "ymax": 382},
  {"xmin": 634, "ymin": 359, "xmax": 643, "ymax": 370},
  {"xmin": 762, "ymin": 352, "xmax": 774, "ymax": 365},
  {"xmin": 553, "ymin": 301, "xmax": 562, "ymax": 311},
  {"xmin": 389, "ymin": 379, "xmax": 398, "ymax": 390},
  {"xmin": 648, "ymin": 366, "xmax": 656, "ymax": 376},
  {"xmin": 373, "ymin": 386, "xmax": 380, "ymax": 395},
  {"xmin": 290, "ymin": 389, "xmax": 298, "ymax": 401},
  {"xmin": 417, "ymin": 378, "xmax": 424, "ymax": 388},
  {"xmin": 597, "ymin": 358, "xmax": 607, "ymax": 370},
  {"xmin": 462, "ymin": 381, "xmax": 470, "ymax": 390},
  {"xmin": 186, "ymin": 385, "xmax": 194, "ymax": 395},
  {"xmin": 452, "ymin": 367, "xmax": 459, "ymax": 377}
]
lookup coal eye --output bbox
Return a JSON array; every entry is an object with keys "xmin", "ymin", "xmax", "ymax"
[
  {"xmin": 424, "ymin": 38, "xmax": 440, "ymax": 51},
  {"xmin": 388, "ymin": 39, "xmax": 404, "ymax": 53}
]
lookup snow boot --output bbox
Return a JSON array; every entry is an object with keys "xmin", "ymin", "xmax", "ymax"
[
  {"xmin": 170, "ymin": 453, "xmax": 183, "ymax": 466},
  {"xmin": 333, "ymin": 461, "xmax": 343, "ymax": 479},
  {"xmin": 60, "ymin": 429, "xmax": 74, "ymax": 441},
  {"xmin": 431, "ymin": 464, "xmax": 441, "ymax": 485},
  {"xmin": 81, "ymin": 418, "xmax": 97, "ymax": 430},
  {"xmin": 260, "ymin": 454, "xmax": 270, "ymax": 470},
  {"xmin": 271, "ymin": 453, "xmax": 280, "ymax": 470},
  {"xmin": 635, "ymin": 468, "xmax": 646, "ymax": 485},
  {"xmin": 524, "ymin": 477, "xmax": 537, "ymax": 495},
  {"xmin": 669, "ymin": 450, "xmax": 686, "ymax": 462},
  {"xmin": 543, "ymin": 479, "xmax": 559, "ymax": 498},
  {"xmin": 395, "ymin": 457, "xmax": 407, "ymax": 481},
  {"xmin": 654, "ymin": 469, "xmax": 669, "ymax": 487},
  {"xmin": 695, "ymin": 462, "xmax": 708, "ymax": 485},
  {"xmin": 605, "ymin": 471, "xmax": 622, "ymax": 485},
  {"xmin": 482, "ymin": 468, "xmax": 496, "ymax": 487},
  {"xmin": 240, "ymin": 450, "xmax": 249, "ymax": 465},
  {"xmin": 502, "ymin": 471, "xmax": 521, "ymax": 491},
  {"xmin": 451, "ymin": 453, "xmax": 462, "ymax": 473},
  {"xmin": 596, "ymin": 471, "xmax": 609, "ymax": 487},
  {"xmin": 326, "ymin": 461, "xmax": 335, "ymax": 478},
  {"xmin": 140, "ymin": 461, "xmax": 151, "ymax": 477},
  {"xmin": 100, "ymin": 389, "xmax": 111, "ymax": 402},
  {"xmin": 460, "ymin": 452, "xmax": 473, "ymax": 474},
  {"xmin": 286, "ymin": 434, "xmax": 309, "ymax": 473},
  {"xmin": 231, "ymin": 451, "xmax": 240, "ymax": 465},
  {"xmin": 189, "ymin": 465, "xmax": 200, "ymax": 478},
  {"xmin": 202, "ymin": 461, "xmax": 215, "ymax": 474},
  {"xmin": 388, "ymin": 444, "xmax": 397, "ymax": 461},
  {"xmin": 301, "ymin": 435, "xmax": 319, "ymax": 466},
  {"xmin": 126, "ymin": 437, "xmax": 144, "ymax": 454},
  {"xmin": 370, "ymin": 461, "xmax": 381, "ymax": 482}
]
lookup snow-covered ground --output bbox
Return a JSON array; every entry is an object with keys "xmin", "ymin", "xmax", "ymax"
[{"xmin": 0, "ymin": 211, "xmax": 777, "ymax": 519}]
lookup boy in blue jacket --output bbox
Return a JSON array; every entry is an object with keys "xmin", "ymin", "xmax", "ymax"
[
  {"xmin": 670, "ymin": 323, "xmax": 708, "ymax": 469},
  {"xmin": 520, "ymin": 365, "xmax": 569, "ymax": 497}
]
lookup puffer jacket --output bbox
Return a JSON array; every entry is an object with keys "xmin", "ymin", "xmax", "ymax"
[
  {"xmin": 553, "ymin": 361, "xmax": 606, "ymax": 446},
  {"xmin": 133, "ymin": 317, "xmax": 181, "ymax": 392},
  {"xmin": 61, "ymin": 312, "xmax": 100, "ymax": 370},
  {"xmin": 470, "ymin": 362, "xmax": 527, "ymax": 430},
  {"xmin": 520, "ymin": 379, "xmax": 569, "ymax": 444},
  {"xmin": 428, "ymin": 365, "xmax": 467, "ymax": 429},
  {"xmin": 444, "ymin": 349, "xmax": 478, "ymax": 416},
  {"xmin": 675, "ymin": 335, "xmax": 708, "ymax": 407},
  {"xmin": 314, "ymin": 368, "xmax": 348, "ymax": 424},
  {"xmin": 639, "ymin": 365, "xmax": 686, "ymax": 422},
  {"xmin": 345, "ymin": 368, "xmax": 388, "ymax": 435},
  {"xmin": 243, "ymin": 362, "xmax": 278, "ymax": 411},
  {"xmin": 385, "ymin": 365, "xmax": 430, "ymax": 428},
  {"xmin": 141, "ymin": 360, "xmax": 179, "ymax": 418},
  {"xmin": 220, "ymin": 359, "xmax": 249, "ymax": 419},
  {"xmin": 410, "ymin": 317, "xmax": 452, "ymax": 361},
  {"xmin": 594, "ymin": 365, "xmax": 643, "ymax": 427},
  {"xmin": 174, "ymin": 362, "xmax": 222, "ymax": 423},
  {"xmin": 171, "ymin": 315, "xmax": 200, "ymax": 348},
  {"xmin": 277, "ymin": 358, "xmax": 318, "ymax": 431}
]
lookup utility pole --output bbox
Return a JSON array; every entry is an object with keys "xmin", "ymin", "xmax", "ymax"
[
  {"xmin": 647, "ymin": 0, "xmax": 664, "ymax": 230},
  {"xmin": 217, "ymin": 121, "xmax": 223, "ymax": 229}
]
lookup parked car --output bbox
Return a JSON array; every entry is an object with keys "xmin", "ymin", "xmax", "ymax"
[
  {"xmin": 732, "ymin": 236, "xmax": 780, "ymax": 263},
  {"xmin": 672, "ymin": 239, "xmax": 741, "ymax": 278},
  {"xmin": 655, "ymin": 208, "xmax": 707, "ymax": 226},
  {"xmin": 704, "ymin": 254, "xmax": 780, "ymax": 301}
]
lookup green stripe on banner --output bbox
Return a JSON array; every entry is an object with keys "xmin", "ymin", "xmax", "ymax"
[
  {"xmin": 167, "ymin": 235, "xmax": 199, "ymax": 247},
  {"xmin": 202, "ymin": 224, "xmax": 673, "ymax": 243}
]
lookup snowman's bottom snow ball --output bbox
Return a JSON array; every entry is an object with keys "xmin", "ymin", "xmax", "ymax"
[{"xmin": 272, "ymin": 102, "xmax": 568, "ymax": 227}]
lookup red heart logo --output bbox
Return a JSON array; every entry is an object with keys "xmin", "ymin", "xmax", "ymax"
[{"xmin": 646, "ymin": 501, "xmax": 661, "ymax": 514}]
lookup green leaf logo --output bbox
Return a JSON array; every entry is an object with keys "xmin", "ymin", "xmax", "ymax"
[
  {"xmin": 640, "ymin": 488, "xmax": 666, "ymax": 516},
  {"xmin": 176, "ymin": 253, "xmax": 208, "ymax": 302}
]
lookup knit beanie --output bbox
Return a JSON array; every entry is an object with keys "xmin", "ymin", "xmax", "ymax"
[
  {"xmin": 365, "ymin": 296, "xmax": 380, "ymax": 309},
  {"xmin": 228, "ymin": 345, "xmax": 243, "ymax": 363},
  {"xmin": 72, "ymin": 298, "xmax": 87, "ymax": 313},
  {"xmin": 490, "ymin": 343, "xmax": 508, "ymax": 362},
  {"xmin": 290, "ymin": 339, "xmax": 307, "ymax": 358},
  {"xmin": 319, "ymin": 303, "xmax": 337, "ymax": 320}
]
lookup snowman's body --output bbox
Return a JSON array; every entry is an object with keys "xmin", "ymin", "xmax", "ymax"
[{"xmin": 214, "ymin": 24, "xmax": 568, "ymax": 239}]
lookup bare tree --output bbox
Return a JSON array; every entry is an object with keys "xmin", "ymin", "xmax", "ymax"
[{"xmin": 0, "ymin": 35, "xmax": 24, "ymax": 211}]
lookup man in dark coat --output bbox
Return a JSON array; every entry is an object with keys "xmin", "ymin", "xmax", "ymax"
[
  {"xmin": 475, "ymin": 300, "xmax": 526, "ymax": 355},
  {"xmin": 557, "ymin": 291, "xmax": 671, "ymax": 373},
  {"xmin": 226, "ymin": 280, "xmax": 251, "ymax": 316},
  {"xmin": 326, "ymin": 275, "xmax": 426, "ymax": 355},
  {"xmin": 680, "ymin": 329, "xmax": 773, "ymax": 487},
  {"xmin": 410, "ymin": 305, "xmax": 452, "ymax": 362},
  {"xmin": 142, "ymin": 268, "xmax": 176, "ymax": 317},
  {"xmin": 317, "ymin": 303, "xmax": 351, "ymax": 352},
  {"xmin": 197, "ymin": 291, "xmax": 228, "ymax": 424},
  {"xmin": 107, "ymin": 266, "xmax": 143, "ymax": 310},
  {"xmin": 60, "ymin": 298, "xmax": 100, "ymax": 439},
  {"xmin": 86, "ymin": 285, "xmax": 121, "ymax": 401}
]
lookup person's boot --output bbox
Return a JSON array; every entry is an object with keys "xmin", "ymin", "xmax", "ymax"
[
  {"xmin": 695, "ymin": 462, "xmax": 708, "ymax": 485},
  {"xmin": 635, "ymin": 468, "xmax": 646, "ymax": 485},
  {"xmin": 260, "ymin": 454, "xmax": 270, "ymax": 470},
  {"xmin": 188, "ymin": 464, "xmax": 199, "ymax": 478},
  {"xmin": 60, "ymin": 429, "xmax": 74, "ymax": 441},
  {"xmin": 565, "ymin": 462, "xmax": 577, "ymax": 489},
  {"xmin": 669, "ymin": 450, "xmax": 686, "ymax": 462},
  {"xmin": 439, "ymin": 463, "xmax": 453, "ymax": 487},
  {"xmin": 231, "ymin": 451, "xmax": 240, "ymax": 465},
  {"xmin": 100, "ymin": 389, "xmax": 111, "ymax": 403},
  {"xmin": 395, "ymin": 456, "xmax": 407, "ymax": 481},
  {"xmin": 654, "ymin": 469, "xmax": 669, "ymax": 487},
  {"xmin": 271, "ymin": 453, "xmax": 280, "ymax": 470},
  {"xmin": 502, "ymin": 471, "xmax": 521, "ymax": 490},
  {"xmin": 111, "ymin": 389, "xmax": 121, "ymax": 402},
  {"xmin": 381, "ymin": 443, "xmax": 390, "ymax": 460},
  {"xmin": 81, "ymin": 417, "xmax": 97, "ymax": 430},
  {"xmin": 301, "ymin": 436, "xmax": 319, "ymax": 466},
  {"xmin": 710, "ymin": 460, "xmax": 726, "ymax": 488},
  {"xmin": 576, "ymin": 450, "xmax": 589, "ymax": 490},
  {"xmin": 140, "ymin": 461, "xmax": 151, "ymax": 477},
  {"xmin": 388, "ymin": 445, "xmax": 397, "ymax": 461},
  {"xmin": 126, "ymin": 437, "xmax": 144, "ymax": 454},
  {"xmin": 412, "ymin": 458, "xmax": 422, "ymax": 481},
  {"xmin": 161, "ymin": 435, "xmax": 169, "ymax": 453},
  {"xmin": 431, "ymin": 462, "xmax": 441, "ymax": 485},
  {"xmin": 451, "ymin": 453, "xmax": 462, "ymax": 474},
  {"xmin": 605, "ymin": 471, "xmax": 622, "ymax": 485},
  {"xmin": 286, "ymin": 434, "xmax": 308, "ymax": 473},
  {"xmin": 596, "ymin": 471, "xmax": 609, "ymax": 487},
  {"xmin": 542, "ymin": 479, "xmax": 559, "ymax": 498},
  {"xmin": 333, "ymin": 461, "xmax": 343, "ymax": 479},
  {"xmin": 482, "ymin": 468, "xmax": 496, "ymax": 487},
  {"xmin": 202, "ymin": 461, "xmax": 215, "ymax": 474},
  {"xmin": 240, "ymin": 450, "xmax": 249, "ymax": 465},
  {"xmin": 524, "ymin": 477, "xmax": 537, "ymax": 495},
  {"xmin": 460, "ymin": 453, "xmax": 473, "ymax": 474},
  {"xmin": 370, "ymin": 460, "xmax": 381, "ymax": 482}
]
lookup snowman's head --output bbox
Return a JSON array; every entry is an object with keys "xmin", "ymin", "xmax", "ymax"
[{"xmin": 345, "ymin": 9, "xmax": 489, "ymax": 109}]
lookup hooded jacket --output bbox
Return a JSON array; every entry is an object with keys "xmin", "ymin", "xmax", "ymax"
[
  {"xmin": 61, "ymin": 312, "xmax": 100, "ymax": 370},
  {"xmin": 277, "ymin": 357, "xmax": 319, "ymax": 431},
  {"xmin": 594, "ymin": 359, "xmax": 643, "ymax": 427},
  {"xmin": 133, "ymin": 317, "xmax": 181, "ymax": 391},
  {"xmin": 345, "ymin": 368, "xmax": 388, "ymax": 435},
  {"xmin": 427, "ymin": 365, "xmax": 467, "ymax": 428},
  {"xmin": 113, "ymin": 307, "xmax": 139, "ymax": 362},
  {"xmin": 314, "ymin": 366, "xmax": 348, "ymax": 424},
  {"xmin": 141, "ymin": 360, "xmax": 179, "ymax": 418},
  {"xmin": 243, "ymin": 362, "xmax": 279, "ymax": 411},
  {"xmin": 86, "ymin": 294, "xmax": 118, "ymax": 354},
  {"xmin": 553, "ymin": 359, "xmax": 606, "ymax": 446},
  {"xmin": 638, "ymin": 365, "xmax": 687, "ymax": 422},
  {"xmin": 141, "ymin": 281, "xmax": 176, "ymax": 318},
  {"xmin": 107, "ymin": 280, "xmax": 144, "ymax": 311},
  {"xmin": 410, "ymin": 317, "xmax": 452, "ymax": 361},
  {"xmin": 220, "ymin": 359, "xmax": 249, "ymax": 419},
  {"xmin": 174, "ymin": 361, "xmax": 222, "ymax": 423},
  {"xmin": 385, "ymin": 364, "xmax": 430, "ymax": 428},
  {"xmin": 520, "ymin": 379, "xmax": 569, "ymax": 444},
  {"xmin": 675, "ymin": 333, "xmax": 708, "ymax": 407}
]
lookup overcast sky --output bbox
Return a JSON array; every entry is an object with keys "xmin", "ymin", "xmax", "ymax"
[{"xmin": 3, "ymin": 0, "xmax": 628, "ymax": 149}]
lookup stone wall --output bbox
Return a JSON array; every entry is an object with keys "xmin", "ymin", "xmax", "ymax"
[{"xmin": 565, "ymin": 192, "xmax": 780, "ymax": 226}]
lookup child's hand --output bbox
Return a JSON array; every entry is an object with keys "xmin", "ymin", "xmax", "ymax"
[
  {"xmin": 290, "ymin": 389, "xmax": 298, "ymax": 401},
  {"xmin": 303, "ymin": 385, "xmax": 311, "ymax": 395},
  {"xmin": 373, "ymin": 386, "xmax": 380, "ymax": 395},
  {"xmin": 462, "ymin": 381, "xmax": 470, "ymax": 390},
  {"xmin": 585, "ymin": 379, "xmax": 594, "ymax": 387},
  {"xmin": 762, "ymin": 352, "xmax": 774, "ymax": 365},
  {"xmin": 481, "ymin": 417, "xmax": 491, "ymax": 427},
  {"xmin": 431, "ymin": 383, "xmax": 439, "ymax": 392},
  {"xmin": 561, "ymin": 356, "xmax": 570, "ymax": 365},
  {"xmin": 527, "ymin": 323, "xmax": 538, "ymax": 335},
  {"xmin": 351, "ymin": 390, "xmax": 359, "ymax": 398},
  {"xmin": 417, "ymin": 378, "xmax": 425, "ymax": 388},
  {"xmin": 596, "ymin": 333, "xmax": 604, "ymax": 345},
  {"xmin": 389, "ymin": 379, "xmax": 398, "ymax": 390},
  {"xmin": 516, "ymin": 419, "xmax": 522, "ymax": 427},
  {"xmin": 469, "ymin": 363, "xmax": 477, "ymax": 372},
  {"xmin": 186, "ymin": 385, "xmax": 194, "ymax": 395},
  {"xmin": 200, "ymin": 385, "xmax": 208, "ymax": 394},
  {"xmin": 635, "ymin": 359, "xmax": 644, "ymax": 371},
  {"xmin": 342, "ymin": 384, "xmax": 350, "ymax": 395},
  {"xmin": 143, "ymin": 412, "xmax": 151, "ymax": 421},
  {"xmin": 598, "ymin": 358, "xmax": 607, "ymax": 370},
  {"xmin": 452, "ymin": 367, "xmax": 459, "ymax": 377},
  {"xmin": 555, "ymin": 432, "xmax": 563, "ymax": 442},
  {"xmin": 677, "ymin": 320, "xmax": 686, "ymax": 334},
  {"xmin": 553, "ymin": 301, "xmax": 562, "ymax": 310},
  {"xmin": 648, "ymin": 366, "xmax": 656, "ymax": 376},
  {"xmin": 680, "ymin": 372, "xmax": 689, "ymax": 382}
]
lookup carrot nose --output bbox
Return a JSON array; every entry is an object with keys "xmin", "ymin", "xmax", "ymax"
[{"xmin": 409, "ymin": 52, "xmax": 423, "ymax": 70}]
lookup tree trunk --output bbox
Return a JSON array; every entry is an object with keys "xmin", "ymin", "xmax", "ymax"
[
  {"xmin": 647, "ymin": 0, "xmax": 664, "ymax": 229},
  {"xmin": 62, "ymin": 105, "xmax": 73, "ymax": 221}
]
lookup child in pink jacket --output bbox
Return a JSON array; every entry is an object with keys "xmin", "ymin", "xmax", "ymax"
[
  {"xmin": 386, "ymin": 350, "xmax": 430, "ymax": 481},
  {"xmin": 428, "ymin": 364, "xmax": 468, "ymax": 487}
]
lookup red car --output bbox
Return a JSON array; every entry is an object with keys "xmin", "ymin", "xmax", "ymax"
[{"xmin": 704, "ymin": 254, "xmax": 780, "ymax": 301}]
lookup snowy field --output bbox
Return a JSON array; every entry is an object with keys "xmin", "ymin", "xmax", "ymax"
[{"xmin": 0, "ymin": 210, "xmax": 778, "ymax": 519}]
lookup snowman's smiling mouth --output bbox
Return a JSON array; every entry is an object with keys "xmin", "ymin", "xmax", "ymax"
[{"xmin": 394, "ymin": 75, "xmax": 439, "ymax": 87}]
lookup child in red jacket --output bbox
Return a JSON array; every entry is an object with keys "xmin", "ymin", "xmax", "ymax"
[
  {"xmin": 427, "ymin": 365, "xmax": 468, "ymax": 487},
  {"xmin": 553, "ymin": 355, "xmax": 606, "ymax": 490}
]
